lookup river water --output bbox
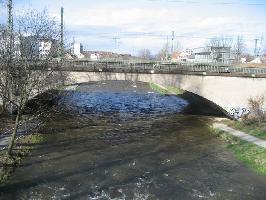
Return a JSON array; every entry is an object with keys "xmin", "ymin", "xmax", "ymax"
[{"xmin": 0, "ymin": 81, "xmax": 266, "ymax": 200}]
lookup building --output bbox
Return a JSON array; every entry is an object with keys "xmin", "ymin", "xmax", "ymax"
[
  {"xmin": 39, "ymin": 40, "xmax": 53, "ymax": 58},
  {"xmin": 20, "ymin": 36, "xmax": 59, "ymax": 59},
  {"xmin": 193, "ymin": 47, "xmax": 212, "ymax": 63},
  {"xmin": 0, "ymin": 25, "xmax": 59, "ymax": 59},
  {"xmin": 172, "ymin": 51, "xmax": 191, "ymax": 62},
  {"xmin": 90, "ymin": 53, "xmax": 100, "ymax": 61},
  {"xmin": 185, "ymin": 48, "xmax": 194, "ymax": 55},
  {"xmin": 82, "ymin": 51, "xmax": 136, "ymax": 61},
  {"xmin": 241, "ymin": 57, "xmax": 247, "ymax": 63},
  {"xmin": 70, "ymin": 42, "xmax": 84, "ymax": 59},
  {"xmin": 193, "ymin": 46, "xmax": 235, "ymax": 64}
]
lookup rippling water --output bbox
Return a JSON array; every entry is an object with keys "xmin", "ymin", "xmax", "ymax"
[
  {"xmin": 1, "ymin": 81, "xmax": 266, "ymax": 200},
  {"xmin": 59, "ymin": 91, "xmax": 188, "ymax": 116}
]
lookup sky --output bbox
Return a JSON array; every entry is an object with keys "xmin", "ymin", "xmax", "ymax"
[{"xmin": 1, "ymin": 0, "xmax": 266, "ymax": 55}]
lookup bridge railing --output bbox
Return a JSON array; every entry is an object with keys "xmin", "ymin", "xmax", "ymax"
[{"xmin": 61, "ymin": 60, "xmax": 266, "ymax": 75}]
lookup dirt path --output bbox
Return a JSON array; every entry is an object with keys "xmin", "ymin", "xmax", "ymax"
[{"xmin": 213, "ymin": 123, "xmax": 266, "ymax": 148}]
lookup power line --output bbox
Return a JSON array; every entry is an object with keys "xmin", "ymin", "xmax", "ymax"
[
  {"xmin": 79, "ymin": 31, "xmax": 266, "ymax": 43},
  {"xmin": 147, "ymin": 0, "xmax": 266, "ymax": 6}
]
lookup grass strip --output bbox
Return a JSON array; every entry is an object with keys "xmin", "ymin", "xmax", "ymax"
[
  {"xmin": 149, "ymin": 82, "xmax": 183, "ymax": 95},
  {"xmin": 0, "ymin": 133, "xmax": 45, "ymax": 184},
  {"xmin": 211, "ymin": 128, "xmax": 266, "ymax": 176},
  {"xmin": 222, "ymin": 120, "xmax": 266, "ymax": 141}
]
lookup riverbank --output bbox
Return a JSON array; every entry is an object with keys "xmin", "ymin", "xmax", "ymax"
[
  {"xmin": 0, "ymin": 132, "xmax": 45, "ymax": 184},
  {"xmin": 149, "ymin": 82, "xmax": 184, "ymax": 95},
  {"xmin": 0, "ymin": 91, "xmax": 59, "ymax": 184},
  {"xmin": 211, "ymin": 118, "xmax": 266, "ymax": 176},
  {"xmin": 223, "ymin": 120, "xmax": 266, "ymax": 140},
  {"xmin": 211, "ymin": 123, "xmax": 266, "ymax": 176},
  {"xmin": 149, "ymin": 82, "xmax": 266, "ymax": 176}
]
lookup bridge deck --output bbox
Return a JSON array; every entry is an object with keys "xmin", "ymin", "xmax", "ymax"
[{"xmin": 57, "ymin": 60, "xmax": 266, "ymax": 78}]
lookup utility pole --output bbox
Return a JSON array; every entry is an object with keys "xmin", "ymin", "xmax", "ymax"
[
  {"xmin": 236, "ymin": 36, "xmax": 241, "ymax": 63},
  {"xmin": 7, "ymin": 0, "xmax": 13, "ymax": 61},
  {"xmin": 113, "ymin": 33, "xmax": 120, "ymax": 57},
  {"xmin": 113, "ymin": 36, "xmax": 118, "ymax": 50},
  {"xmin": 171, "ymin": 31, "xmax": 175, "ymax": 54},
  {"xmin": 6, "ymin": 0, "xmax": 14, "ymax": 112},
  {"xmin": 60, "ymin": 7, "xmax": 65, "ymax": 85},
  {"xmin": 7, "ymin": 0, "xmax": 13, "ymax": 37},
  {"xmin": 166, "ymin": 36, "xmax": 169, "ymax": 60},
  {"xmin": 60, "ymin": 7, "xmax": 64, "ymax": 61},
  {"xmin": 254, "ymin": 38, "xmax": 259, "ymax": 58}
]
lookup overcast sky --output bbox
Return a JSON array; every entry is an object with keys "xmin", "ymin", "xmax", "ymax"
[{"xmin": 1, "ymin": 0, "xmax": 266, "ymax": 55}]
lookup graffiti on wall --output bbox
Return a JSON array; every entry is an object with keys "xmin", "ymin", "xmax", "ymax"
[{"xmin": 229, "ymin": 107, "xmax": 250, "ymax": 119}]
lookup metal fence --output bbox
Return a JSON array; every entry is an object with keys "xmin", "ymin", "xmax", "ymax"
[{"xmin": 61, "ymin": 60, "xmax": 266, "ymax": 75}]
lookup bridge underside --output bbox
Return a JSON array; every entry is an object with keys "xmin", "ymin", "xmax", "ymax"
[{"xmin": 66, "ymin": 71, "xmax": 266, "ymax": 118}]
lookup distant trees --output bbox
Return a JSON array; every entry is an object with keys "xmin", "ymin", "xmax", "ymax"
[
  {"xmin": 242, "ymin": 53, "xmax": 254, "ymax": 62},
  {"xmin": 208, "ymin": 36, "xmax": 233, "ymax": 48},
  {"xmin": 234, "ymin": 36, "xmax": 246, "ymax": 63},
  {"xmin": 262, "ymin": 39, "xmax": 266, "ymax": 56},
  {"xmin": 138, "ymin": 49, "xmax": 152, "ymax": 60},
  {"xmin": 156, "ymin": 39, "xmax": 183, "ymax": 61},
  {"xmin": 156, "ymin": 44, "xmax": 170, "ymax": 61}
]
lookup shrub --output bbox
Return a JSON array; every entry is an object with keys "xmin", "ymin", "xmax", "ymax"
[{"xmin": 245, "ymin": 96, "xmax": 266, "ymax": 123}]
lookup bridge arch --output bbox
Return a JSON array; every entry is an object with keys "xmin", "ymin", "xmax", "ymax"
[{"xmin": 64, "ymin": 71, "xmax": 266, "ymax": 118}]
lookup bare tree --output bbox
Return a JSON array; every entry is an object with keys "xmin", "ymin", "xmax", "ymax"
[
  {"xmin": 234, "ymin": 36, "xmax": 246, "ymax": 63},
  {"xmin": 0, "ymin": 25, "xmax": 9, "ymax": 114},
  {"xmin": 138, "ymin": 49, "xmax": 152, "ymax": 60},
  {"xmin": 0, "ymin": 25, "xmax": 6, "ymax": 113},
  {"xmin": 156, "ymin": 44, "xmax": 170, "ymax": 61},
  {"xmin": 247, "ymin": 96, "xmax": 266, "ymax": 123},
  {"xmin": 0, "ymin": 9, "xmax": 63, "ymax": 157},
  {"xmin": 206, "ymin": 36, "xmax": 235, "ymax": 64},
  {"xmin": 208, "ymin": 36, "xmax": 233, "ymax": 47},
  {"xmin": 175, "ymin": 40, "xmax": 183, "ymax": 52},
  {"xmin": 258, "ymin": 36, "xmax": 265, "ymax": 57}
]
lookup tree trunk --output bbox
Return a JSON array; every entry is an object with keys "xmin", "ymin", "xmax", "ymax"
[{"xmin": 7, "ymin": 108, "xmax": 21, "ymax": 156}]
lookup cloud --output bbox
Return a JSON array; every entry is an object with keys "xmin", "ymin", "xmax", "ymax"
[{"xmin": 10, "ymin": 0, "xmax": 265, "ymax": 54}]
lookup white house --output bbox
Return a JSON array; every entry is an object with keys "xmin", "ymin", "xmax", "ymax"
[
  {"xmin": 70, "ymin": 42, "xmax": 84, "ymax": 59},
  {"xmin": 39, "ymin": 40, "xmax": 52, "ymax": 58},
  {"xmin": 90, "ymin": 53, "xmax": 100, "ymax": 61},
  {"xmin": 240, "ymin": 57, "xmax": 247, "ymax": 63}
]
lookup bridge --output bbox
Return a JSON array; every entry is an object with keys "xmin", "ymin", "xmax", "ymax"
[
  {"xmin": 54, "ymin": 60, "xmax": 266, "ymax": 118},
  {"xmin": 2, "ymin": 60, "xmax": 266, "ymax": 118}
]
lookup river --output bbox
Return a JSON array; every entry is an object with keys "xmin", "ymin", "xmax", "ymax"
[{"xmin": 0, "ymin": 81, "xmax": 266, "ymax": 200}]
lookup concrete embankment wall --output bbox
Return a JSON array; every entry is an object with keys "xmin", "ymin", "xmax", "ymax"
[{"xmin": 66, "ymin": 72, "xmax": 266, "ymax": 115}]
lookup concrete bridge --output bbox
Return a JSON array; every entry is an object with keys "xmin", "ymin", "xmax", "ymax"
[
  {"xmin": 2, "ymin": 60, "xmax": 266, "ymax": 118},
  {"xmin": 59, "ymin": 60, "xmax": 266, "ymax": 118}
]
